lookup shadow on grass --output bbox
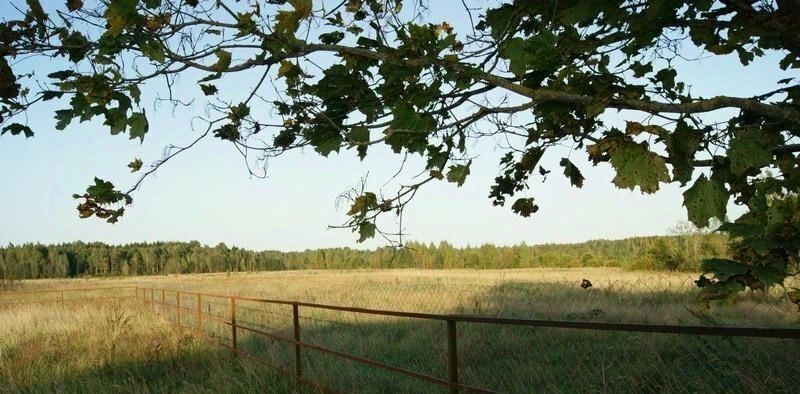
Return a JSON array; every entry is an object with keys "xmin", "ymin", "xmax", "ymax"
[
  {"xmin": 6, "ymin": 282, "xmax": 800, "ymax": 394},
  {"xmin": 0, "ymin": 304, "xmax": 301, "ymax": 394},
  {"xmin": 216, "ymin": 282, "xmax": 800, "ymax": 393}
]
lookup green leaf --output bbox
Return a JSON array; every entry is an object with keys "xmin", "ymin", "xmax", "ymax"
[
  {"xmin": 347, "ymin": 126, "xmax": 369, "ymax": 145},
  {"xmin": 140, "ymin": 38, "xmax": 166, "ymax": 63},
  {"xmin": 728, "ymin": 130, "xmax": 772, "ymax": 175},
  {"xmin": 60, "ymin": 31, "xmax": 90, "ymax": 62},
  {"xmin": 664, "ymin": 121, "xmax": 702, "ymax": 185},
  {"xmin": 751, "ymin": 265, "xmax": 786, "ymax": 288},
  {"xmin": 446, "ymin": 161, "xmax": 471, "ymax": 186},
  {"xmin": 85, "ymin": 177, "xmax": 127, "ymax": 204},
  {"xmin": 128, "ymin": 158, "xmax": 143, "ymax": 172},
  {"xmin": 654, "ymin": 68, "xmax": 677, "ymax": 90},
  {"xmin": 105, "ymin": 108, "xmax": 128, "ymax": 135},
  {"xmin": 66, "ymin": 0, "xmax": 83, "ymax": 12},
  {"xmin": 717, "ymin": 222, "xmax": 762, "ymax": 238},
  {"xmin": 319, "ymin": 31, "xmax": 345, "ymax": 45},
  {"xmin": 608, "ymin": 140, "xmax": 670, "ymax": 193},
  {"xmin": 683, "ymin": 174, "xmax": 728, "ymax": 227},
  {"xmin": 2, "ymin": 123, "xmax": 34, "ymax": 138},
  {"xmin": 499, "ymin": 35, "xmax": 559, "ymax": 76},
  {"xmin": 26, "ymin": 0, "xmax": 47, "ymax": 24},
  {"xmin": 199, "ymin": 84, "xmax": 218, "ymax": 96},
  {"xmin": 511, "ymin": 197, "xmax": 538, "ymax": 217},
  {"xmin": 559, "ymin": 158, "xmax": 584, "ymax": 188},
  {"xmin": 48, "ymin": 70, "xmax": 78, "ymax": 80},
  {"xmin": 127, "ymin": 85, "xmax": 141, "ymax": 104},
  {"xmin": 214, "ymin": 124, "xmax": 240, "ymax": 142},
  {"xmin": 128, "ymin": 112, "xmax": 148, "ymax": 142},
  {"xmin": 701, "ymin": 258, "xmax": 749, "ymax": 281},
  {"xmin": 482, "ymin": 4, "xmax": 517, "ymax": 40},
  {"xmin": 357, "ymin": 222, "xmax": 376, "ymax": 243},
  {"xmin": 274, "ymin": 128, "xmax": 296, "ymax": 148},
  {"xmin": 55, "ymin": 109, "xmax": 74, "ymax": 130},
  {"xmin": 305, "ymin": 124, "xmax": 343, "ymax": 156}
]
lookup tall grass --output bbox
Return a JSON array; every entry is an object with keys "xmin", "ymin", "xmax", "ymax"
[
  {"xmin": 0, "ymin": 300, "xmax": 299, "ymax": 393},
  {"xmin": 2, "ymin": 268, "xmax": 799, "ymax": 393}
]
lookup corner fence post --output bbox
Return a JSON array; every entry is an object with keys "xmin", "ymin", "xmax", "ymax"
[
  {"xmin": 446, "ymin": 319, "xmax": 459, "ymax": 394},
  {"xmin": 196, "ymin": 294, "xmax": 203, "ymax": 337},
  {"xmin": 230, "ymin": 297, "xmax": 237, "ymax": 352},
  {"xmin": 292, "ymin": 304, "xmax": 302, "ymax": 377},
  {"xmin": 176, "ymin": 291, "xmax": 182, "ymax": 330}
]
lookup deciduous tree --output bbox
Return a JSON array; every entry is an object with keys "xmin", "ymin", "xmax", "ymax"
[{"xmin": 2, "ymin": 0, "xmax": 799, "ymax": 299}]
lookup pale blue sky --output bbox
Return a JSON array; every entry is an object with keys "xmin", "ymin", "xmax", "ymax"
[{"xmin": 0, "ymin": 1, "xmax": 793, "ymax": 251}]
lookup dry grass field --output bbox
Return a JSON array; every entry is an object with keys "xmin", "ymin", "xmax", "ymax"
[{"xmin": 2, "ymin": 268, "xmax": 800, "ymax": 393}]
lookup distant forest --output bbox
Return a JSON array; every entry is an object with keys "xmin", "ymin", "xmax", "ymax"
[{"xmin": 0, "ymin": 231, "xmax": 728, "ymax": 281}]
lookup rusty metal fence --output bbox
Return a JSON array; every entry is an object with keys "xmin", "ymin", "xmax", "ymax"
[
  {"xmin": 134, "ymin": 287, "xmax": 800, "ymax": 394},
  {"xmin": 2, "ymin": 285, "xmax": 799, "ymax": 392},
  {"xmin": 0, "ymin": 286, "xmax": 136, "ymax": 306}
]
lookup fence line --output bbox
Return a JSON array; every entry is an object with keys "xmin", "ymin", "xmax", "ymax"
[
  {"xmin": 135, "ymin": 286, "xmax": 800, "ymax": 393},
  {"xmin": 3, "ymin": 285, "xmax": 799, "ymax": 392},
  {"xmin": 0, "ymin": 286, "xmax": 136, "ymax": 305}
]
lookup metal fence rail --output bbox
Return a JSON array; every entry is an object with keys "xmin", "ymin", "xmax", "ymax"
[
  {"xmin": 0, "ymin": 286, "xmax": 136, "ymax": 305},
  {"xmin": 135, "ymin": 287, "xmax": 800, "ymax": 393},
  {"xmin": 3, "ymin": 285, "xmax": 799, "ymax": 392}
]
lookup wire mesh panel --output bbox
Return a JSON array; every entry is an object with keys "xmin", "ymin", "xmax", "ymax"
[
  {"xmin": 457, "ymin": 323, "xmax": 800, "ymax": 393},
  {"xmin": 128, "ymin": 275, "xmax": 800, "ymax": 393}
]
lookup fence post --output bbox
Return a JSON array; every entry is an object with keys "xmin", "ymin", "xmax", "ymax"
[
  {"xmin": 176, "ymin": 291, "xmax": 182, "ymax": 330},
  {"xmin": 230, "ymin": 297, "xmax": 237, "ymax": 352},
  {"xmin": 196, "ymin": 294, "xmax": 203, "ymax": 337},
  {"xmin": 446, "ymin": 319, "xmax": 459, "ymax": 394},
  {"xmin": 293, "ymin": 303, "xmax": 302, "ymax": 377},
  {"xmin": 60, "ymin": 290, "xmax": 64, "ymax": 306},
  {"xmin": 161, "ymin": 289, "xmax": 165, "ymax": 308},
  {"xmin": 151, "ymin": 289, "xmax": 155, "ymax": 311}
]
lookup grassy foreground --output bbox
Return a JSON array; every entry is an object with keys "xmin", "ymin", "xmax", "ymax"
[
  {"xmin": 0, "ymin": 300, "xmax": 298, "ymax": 393},
  {"xmin": 2, "ymin": 268, "xmax": 800, "ymax": 393}
]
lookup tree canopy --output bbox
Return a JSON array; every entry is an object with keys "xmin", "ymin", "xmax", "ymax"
[
  {"xmin": 1, "ymin": 0, "xmax": 799, "ymax": 299},
  {"xmin": 0, "ymin": 233, "xmax": 728, "ymax": 281}
]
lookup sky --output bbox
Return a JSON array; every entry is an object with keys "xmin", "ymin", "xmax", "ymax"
[{"xmin": 0, "ymin": 1, "xmax": 794, "ymax": 251}]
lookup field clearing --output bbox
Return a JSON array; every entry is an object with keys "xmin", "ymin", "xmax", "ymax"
[
  {"xmin": 0, "ymin": 299, "xmax": 297, "ymax": 393},
  {"xmin": 2, "ymin": 268, "xmax": 800, "ymax": 393}
]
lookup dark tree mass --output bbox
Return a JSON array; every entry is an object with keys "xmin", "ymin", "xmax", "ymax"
[
  {"xmin": 1, "ymin": 0, "xmax": 799, "ymax": 298},
  {"xmin": 0, "ymin": 233, "xmax": 727, "ymax": 281}
]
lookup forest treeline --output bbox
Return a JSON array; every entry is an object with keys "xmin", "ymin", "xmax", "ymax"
[{"xmin": 0, "ymin": 231, "xmax": 728, "ymax": 281}]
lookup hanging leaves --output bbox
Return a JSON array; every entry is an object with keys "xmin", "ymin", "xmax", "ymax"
[
  {"xmin": 446, "ymin": 162, "xmax": 471, "ymax": 187},
  {"xmin": 682, "ymin": 175, "xmax": 728, "ymax": 227},
  {"xmin": 128, "ymin": 158, "xmax": 143, "ymax": 172},
  {"xmin": 559, "ymin": 158, "xmax": 584, "ymax": 188}
]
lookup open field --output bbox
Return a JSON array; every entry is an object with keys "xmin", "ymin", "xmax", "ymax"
[
  {"xmin": 2, "ymin": 268, "xmax": 800, "ymax": 393},
  {"xmin": 0, "ymin": 299, "xmax": 298, "ymax": 393}
]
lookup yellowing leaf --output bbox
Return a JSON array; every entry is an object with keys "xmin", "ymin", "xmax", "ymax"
[
  {"xmin": 291, "ymin": 0, "xmax": 313, "ymax": 19},
  {"xmin": 278, "ymin": 60, "xmax": 296, "ymax": 77},
  {"xmin": 212, "ymin": 49, "xmax": 232, "ymax": 72},
  {"xmin": 128, "ymin": 158, "xmax": 143, "ymax": 172}
]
